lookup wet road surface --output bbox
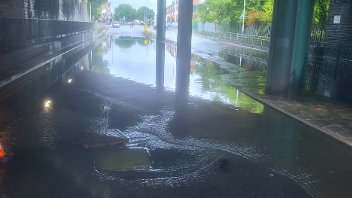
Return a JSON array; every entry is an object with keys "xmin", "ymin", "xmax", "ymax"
[{"xmin": 0, "ymin": 28, "xmax": 352, "ymax": 198}]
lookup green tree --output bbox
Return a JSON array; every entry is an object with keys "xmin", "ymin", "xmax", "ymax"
[
  {"xmin": 259, "ymin": 0, "xmax": 273, "ymax": 23},
  {"xmin": 87, "ymin": 0, "xmax": 107, "ymax": 21},
  {"xmin": 313, "ymin": 0, "xmax": 330, "ymax": 26},
  {"xmin": 195, "ymin": 0, "xmax": 268, "ymax": 24},
  {"xmin": 136, "ymin": 7, "xmax": 155, "ymax": 23},
  {"xmin": 114, "ymin": 4, "xmax": 137, "ymax": 21},
  {"xmin": 195, "ymin": 0, "xmax": 330, "ymax": 26}
]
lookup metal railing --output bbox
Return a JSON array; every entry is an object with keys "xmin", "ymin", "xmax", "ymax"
[
  {"xmin": 194, "ymin": 31, "xmax": 270, "ymax": 50},
  {"xmin": 219, "ymin": 46, "xmax": 268, "ymax": 65}
]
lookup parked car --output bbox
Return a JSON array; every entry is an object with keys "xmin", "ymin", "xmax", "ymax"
[
  {"xmin": 112, "ymin": 22, "xmax": 120, "ymax": 28},
  {"xmin": 166, "ymin": 22, "xmax": 178, "ymax": 30},
  {"xmin": 132, "ymin": 20, "xmax": 144, "ymax": 25}
]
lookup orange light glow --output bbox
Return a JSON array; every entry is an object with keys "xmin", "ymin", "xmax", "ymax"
[{"xmin": 0, "ymin": 145, "xmax": 6, "ymax": 158}]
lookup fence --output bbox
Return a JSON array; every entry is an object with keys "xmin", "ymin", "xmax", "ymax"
[
  {"xmin": 194, "ymin": 31, "xmax": 270, "ymax": 50},
  {"xmin": 192, "ymin": 22, "xmax": 271, "ymax": 49},
  {"xmin": 305, "ymin": 22, "xmax": 352, "ymax": 103},
  {"xmin": 193, "ymin": 22, "xmax": 271, "ymax": 37}
]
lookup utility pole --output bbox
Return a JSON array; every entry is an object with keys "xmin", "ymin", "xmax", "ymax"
[
  {"xmin": 90, "ymin": 3, "xmax": 92, "ymax": 21},
  {"xmin": 242, "ymin": 0, "xmax": 246, "ymax": 34},
  {"xmin": 157, "ymin": 0, "xmax": 166, "ymax": 41},
  {"xmin": 156, "ymin": 0, "xmax": 166, "ymax": 88},
  {"xmin": 144, "ymin": 10, "xmax": 147, "ymax": 24}
]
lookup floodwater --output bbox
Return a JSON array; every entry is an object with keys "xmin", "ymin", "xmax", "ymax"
[{"xmin": 0, "ymin": 33, "xmax": 352, "ymax": 198}]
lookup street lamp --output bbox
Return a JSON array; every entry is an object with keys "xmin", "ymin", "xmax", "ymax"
[
  {"xmin": 144, "ymin": 10, "xmax": 147, "ymax": 24},
  {"xmin": 241, "ymin": 0, "xmax": 246, "ymax": 34},
  {"xmin": 89, "ymin": 2, "xmax": 92, "ymax": 21}
]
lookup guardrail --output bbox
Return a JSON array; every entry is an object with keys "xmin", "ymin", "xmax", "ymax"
[
  {"xmin": 194, "ymin": 31, "xmax": 270, "ymax": 50},
  {"xmin": 0, "ymin": 17, "xmax": 94, "ymax": 54}
]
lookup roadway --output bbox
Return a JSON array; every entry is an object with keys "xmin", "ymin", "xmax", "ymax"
[
  {"xmin": 108, "ymin": 24, "xmax": 352, "ymax": 151},
  {"xmin": 107, "ymin": 25, "xmax": 146, "ymax": 38}
]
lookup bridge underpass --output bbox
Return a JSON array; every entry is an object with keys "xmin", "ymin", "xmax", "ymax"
[{"xmin": 0, "ymin": 0, "xmax": 352, "ymax": 198}]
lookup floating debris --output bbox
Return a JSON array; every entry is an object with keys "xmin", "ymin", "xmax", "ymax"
[
  {"xmin": 95, "ymin": 147, "xmax": 152, "ymax": 171},
  {"xmin": 80, "ymin": 134, "xmax": 128, "ymax": 149}
]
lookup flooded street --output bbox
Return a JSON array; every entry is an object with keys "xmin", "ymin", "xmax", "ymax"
[{"xmin": 0, "ymin": 27, "xmax": 352, "ymax": 198}]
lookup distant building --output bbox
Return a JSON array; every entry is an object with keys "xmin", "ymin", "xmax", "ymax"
[
  {"xmin": 166, "ymin": 0, "xmax": 178, "ymax": 23},
  {"xmin": 166, "ymin": 0, "xmax": 200, "ymax": 23},
  {"xmin": 101, "ymin": 2, "xmax": 112, "ymax": 22}
]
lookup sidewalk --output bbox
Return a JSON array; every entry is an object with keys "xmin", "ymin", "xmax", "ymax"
[
  {"xmin": 151, "ymin": 29, "xmax": 352, "ymax": 148},
  {"xmin": 149, "ymin": 29, "xmax": 263, "ymax": 56}
]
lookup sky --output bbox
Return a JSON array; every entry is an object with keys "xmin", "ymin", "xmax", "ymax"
[{"xmin": 109, "ymin": 0, "xmax": 174, "ymax": 12}]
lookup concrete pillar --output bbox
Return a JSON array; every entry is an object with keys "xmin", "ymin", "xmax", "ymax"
[
  {"xmin": 174, "ymin": 0, "xmax": 193, "ymax": 136},
  {"xmin": 156, "ymin": 41, "xmax": 165, "ymax": 89},
  {"xmin": 266, "ymin": 0, "xmax": 314, "ymax": 98},
  {"xmin": 156, "ymin": 0, "xmax": 166, "ymax": 41},
  {"xmin": 289, "ymin": 0, "xmax": 314, "ymax": 98},
  {"xmin": 156, "ymin": 0, "xmax": 166, "ymax": 89},
  {"xmin": 266, "ymin": 0, "xmax": 298, "ymax": 97},
  {"xmin": 176, "ymin": 0, "xmax": 193, "ymax": 99}
]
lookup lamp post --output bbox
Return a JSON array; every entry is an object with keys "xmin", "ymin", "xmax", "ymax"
[
  {"xmin": 241, "ymin": 0, "xmax": 246, "ymax": 34},
  {"xmin": 89, "ymin": 3, "xmax": 92, "ymax": 21}
]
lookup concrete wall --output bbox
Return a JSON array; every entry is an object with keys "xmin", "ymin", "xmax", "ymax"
[
  {"xmin": 0, "ymin": 0, "xmax": 93, "ymax": 55},
  {"xmin": 317, "ymin": 0, "xmax": 352, "ymax": 103},
  {"xmin": 0, "ymin": 0, "xmax": 89, "ymax": 21}
]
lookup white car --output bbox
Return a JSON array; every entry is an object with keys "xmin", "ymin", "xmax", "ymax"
[{"xmin": 112, "ymin": 22, "xmax": 120, "ymax": 28}]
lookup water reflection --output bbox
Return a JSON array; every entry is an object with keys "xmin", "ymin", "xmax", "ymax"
[
  {"xmin": 92, "ymin": 36, "xmax": 263, "ymax": 114},
  {"xmin": 0, "ymin": 142, "xmax": 6, "ymax": 193},
  {"xmin": 114, "ymin": 37, "xmax": 136, "ymax": 49},
  {"xmin": 43, "ymin": 99, "xmax": 53, "ymax": 112},
  {"xmin": 100, "ymin": 36, "xmax": 156, "ymax": 85},
  {"xmin": 67, "ymin": 78, "xmax": 73, "ymax": 84},
  {"xmin": 219, "ymin": 46, "xmax": 268, "ymax": 70},
  {"xmin": 192, "ymin": 55, "xmax": 264, "ymax": 113},
  {"xmin": 90, "ymin": 40, "xmax": 110, "ymax": 74}
]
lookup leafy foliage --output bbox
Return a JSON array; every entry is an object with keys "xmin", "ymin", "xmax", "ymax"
[
  {"xmin": 195, "ymin": 0, "xmax": 271, "ymax": 24},
  {"xmin": 313, "ymin": 0, "xmax": 330, "ymax": 26},
  {"xmin": 261, "ymin": 0, "xmax": 273, "ymax": 23},
  {"xmin": 136, "ymin": 7, "xmax": 155, "ymax": 22},
  {"xmin": 195, "ymin": 0, "xmax": 330, "ymax": 26},
  {"xmin": 114, "ymin": 4, "xmax": 137, "ymax": 21},
  {"xmin": 87, "ymin": 0, "xmax": 107, "ymax": 20}
]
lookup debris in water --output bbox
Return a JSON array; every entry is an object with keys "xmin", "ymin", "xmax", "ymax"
[
  {"xmin": 95, "ymin": 147, "xmax": 152, "ymax": 171},
  {"xmin": 80, "ymin": 134, "xmax": 128, "ymax": 149}
]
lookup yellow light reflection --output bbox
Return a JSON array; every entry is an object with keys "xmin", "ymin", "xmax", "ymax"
[{"xmin": 43, "ymin": 99, "xmax": 53, "ymax": 112}]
